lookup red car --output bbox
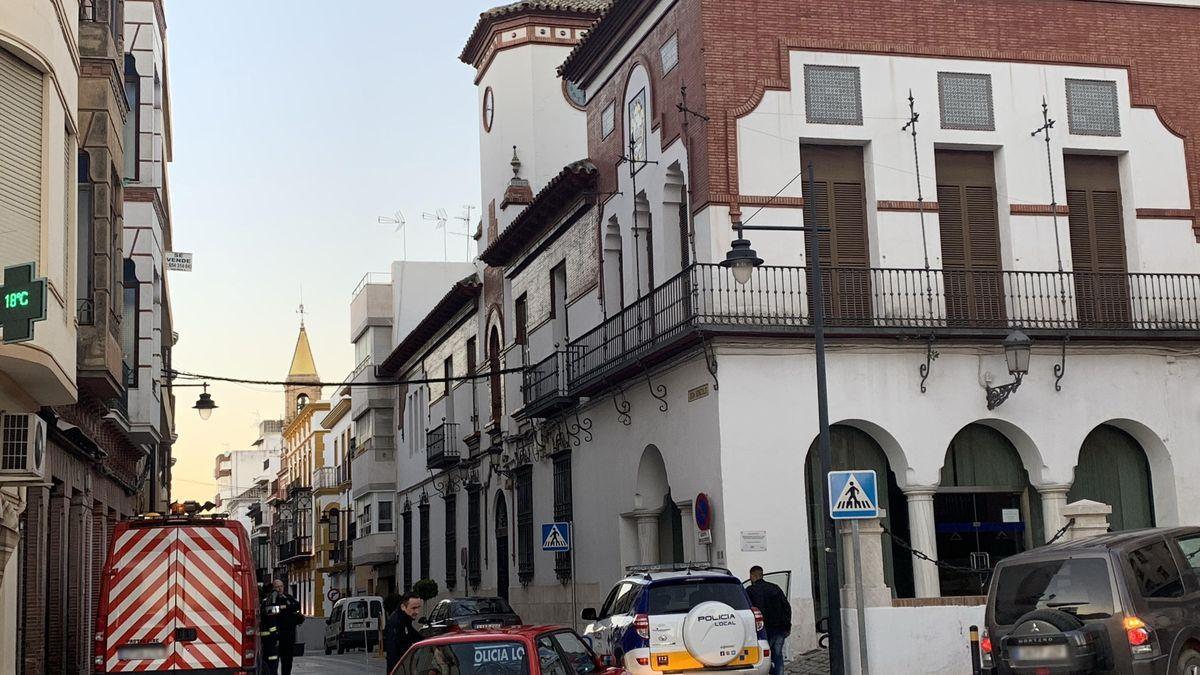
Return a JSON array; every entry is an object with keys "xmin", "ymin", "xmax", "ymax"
[{"xmin": 390, "ymin": 625, "xmax": 624, "ymax": 675}]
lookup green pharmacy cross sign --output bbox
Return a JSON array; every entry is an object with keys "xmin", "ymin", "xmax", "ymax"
[{"xmin": 0, "ymin": 263, "xmax": 48, "ymax": 344}]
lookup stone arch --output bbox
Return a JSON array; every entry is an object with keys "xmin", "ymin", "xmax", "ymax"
[
  {"xmin": 632, "ymin": 192, "xmax": 653, "ymax": 296},
  {"xmin": 635, "ymin": 445, "xmax": 669, "ymax": 511},
  {"xmin": 602, "ymin": 214, "xmax": 624, "ymax": 314},
  {"xmin": 1070, "ymin": 418, "xmax": 1176, "ymax": 528},
  {"xmin": 661, "ymin": 161, "xmax": 689, "ymax": 275},
  {"xmin": 971, "ymin": 418, "xmax": 1048, "ymax": 487},
  {"xmin": 630, "ymin": 445, "xmax": 681, "ymax": 565},
  {"xmin": 832, "ymin": 419, "xmax": 911, "ymax": 489}
]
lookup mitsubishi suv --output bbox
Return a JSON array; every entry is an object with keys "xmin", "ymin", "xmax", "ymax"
[
  {"xmin": 582, "ymin": 565, "xmax": 769, "ymax": 675},
  {"xmin": 982, "ymin": 527, "xmax": 1200, "ymax": 674}
]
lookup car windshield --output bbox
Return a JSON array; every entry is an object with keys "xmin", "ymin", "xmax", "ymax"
[
  {"xmin": 347, "ymin": 601, "xmax": 367, "ymax": 620},
  {"xmin": 647, "ymin": 578, "xmax": 751, "ymax": 615},
  {"xmin": 993, "ymin": 558, "xmax": 1115, "ymax": 625},
  {"xmin": 406, "ymin": 640, "xmax": 528, "ymax": 675},
  {"xmin": 452, "ymin": 598, "xmax": 515, "ymax": 617}
]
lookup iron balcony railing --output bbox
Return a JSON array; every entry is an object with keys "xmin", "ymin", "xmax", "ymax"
[
  {"xmin": 426, "ymin": 421, "xmax": 461, "ymax": 471},
  {"xmin": 519, "ymin": 350, "xmax": 577, "ymax": 418},
  {"xmin": 278, "ymin": 535, "xmax": 312, "ymax": 563},
  {"xmin": 313, "ymin": 466, "xmax": 337, "ymax": 490},
  {"xmin": 566, "ymin": 263, "xmax": 1200, "ymax": 393}
]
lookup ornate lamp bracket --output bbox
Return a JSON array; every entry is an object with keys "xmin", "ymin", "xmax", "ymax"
[
  {"xmin": 919, "ymin": 335, "xmax": 939, "ymax": 394},
  {"xmin": 986, "ymin": 374, "xmax": 1024, "ymax": 410},
  {"xmin": 1054, "ymin": 336, "xmax": 1068, "ymax": 392}
]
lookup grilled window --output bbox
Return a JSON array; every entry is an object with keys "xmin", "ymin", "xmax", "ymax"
[
  {"xmin": 804, "ymin": 65, "xmax": 862, "ymax": 126},
  {"xmin": 467, "ymin": 486, "xmax": 482, "ymax": 588},
  {"xmin": 444, "ymin": 494, "xmax": 457, "ymax": 591},
  {"xmin": 1066, "ymin": 79, "xmax": 1120, "ymax": 137},
  {"xmin": 516, "ymin": 466, "xmax": 534, "ymax": 584},
  {"xmin": 938, "ymin": 72, "xmax": 994, "ymax": 131},
  {"xmin": 402, "ymin": 505, "xmax": 413, "ymax": 591},
  {"xmin": 419, "ymin": 501, "xmax": 430, "ymax": 580},
  {"xmin": 553, "ymin": 451, "xmax": 573, "ymax": 580}
]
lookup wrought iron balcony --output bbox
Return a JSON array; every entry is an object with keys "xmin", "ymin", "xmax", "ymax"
[
  {"xmin": 313, "ymin": 466, "xmax": 337, "ymax": 490},
  {"xmin": 278, "ymin": 535, "xmax": 312, "ymax": 563},
  {"xmin": 566, "ymin": 263, "xmax": 1200, "ymax": 395},
  {"xmin": 426, "ymin": 421, "xmax": 461, "ymax": 471},
  {"xmin": 519, "ymin": 350, "xmax": 577, "ymax": 419}
]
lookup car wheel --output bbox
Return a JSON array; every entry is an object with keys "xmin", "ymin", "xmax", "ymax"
[
  {"xmin": 1178, "ymin": 648, "xmax": 1200, "ymax": 675},
  {"xmin": 337, "ymin": 638, "xmax": 345, "ymax": 655},
  {"xmin": 325, "ymin": 642, "xmax": 332, "ymax": 656}
]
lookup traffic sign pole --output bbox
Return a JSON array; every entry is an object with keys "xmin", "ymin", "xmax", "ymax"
[
  {"xmin": 570, "ymin": 520, "xmax": 577, "ymax": 633},
  {"xmin": 851, "ymin": 519, "xmax": 869, "ymax": 675}
]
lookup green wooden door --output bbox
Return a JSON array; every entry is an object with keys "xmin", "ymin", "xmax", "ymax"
[{"xmin": 1069, "ymin": 425, "xmax": 1154, "ymax": 531}]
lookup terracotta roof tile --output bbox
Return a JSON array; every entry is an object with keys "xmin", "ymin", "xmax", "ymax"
[{"xmin": 461, "ymin": 0, "xmax": 611, "ymax": 65}]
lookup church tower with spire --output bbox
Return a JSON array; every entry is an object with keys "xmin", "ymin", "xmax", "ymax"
[{"xmin": 284, "ymin": 322, "xmax": 322, "ymax": 423}]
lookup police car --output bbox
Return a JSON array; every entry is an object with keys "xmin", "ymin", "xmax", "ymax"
[{"xmin": 582, "ymin": 565, "xmax": 769, "ymax": 675}]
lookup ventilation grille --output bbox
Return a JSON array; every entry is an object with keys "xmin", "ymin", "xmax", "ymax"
[
  {"xmin": 1, "ymin": 414, "xmax": 29, "ymax": 471},
  {"xmin": 1066, "ymin": 79, "xmax": 1121, "ymax": 137},
  {"xmin": 938, "ymin": 72, "xmax": 994, "ymax": 131},
  {"xmin": 804, "ymin": 65, "xmax": 862, "ymax": 126}
]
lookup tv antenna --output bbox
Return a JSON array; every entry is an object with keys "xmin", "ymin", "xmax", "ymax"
[
  {"xmin": 423, "ymin": 208, "xmax": 450, "ymax": 261},
  {"xmin": 377, "ymin": 211, "xmax": 407, "ymax": 260},
  {"xmin": 454, "ymin": 205, "xmax": 476, "ymax": 261}
]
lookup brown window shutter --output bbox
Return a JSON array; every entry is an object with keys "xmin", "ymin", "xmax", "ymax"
[
  {"xmin": 1066, "ymin": 189, "xmax": 1093, "ymax": 271},
  {"xmin": 934, "ymin": 150, "xmax": 1004, "ymax": 326},
  {"xmin": 1063, "ymin": 154, "xmax": 1129, "ymax": 327},
  {"xmin": 965, "ymin": 185, "xmax": 1000, "ymax": 269},
  {"xmin": 936, "ymin": 185, "xmax": 966, "ymax": 268},
  {"xmin": 800, "ymin": 144, "xmax": 870, "ymax": 323},
  {"xmin": 833, "ymin": 182, "xmax": 869, "ymax": 265}
]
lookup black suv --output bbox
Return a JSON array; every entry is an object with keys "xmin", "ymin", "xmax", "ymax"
[
  {"xmin": 983, "ymin": 527, "xmax": 1200, "ymax": 674},
  {"xmin": 419, "ymin": 596, "xmax": 522, "ymax": 637}
]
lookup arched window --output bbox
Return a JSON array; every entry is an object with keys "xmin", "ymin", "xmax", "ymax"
[
  {"xmin": 296, "ymin": 393, "xmax": 310, "ymax": 413},
  {"xmin": 121, "ymin": 259, "xmax": 139, "ymax": 385},
  {"xmin": 123, "ymin": 55, "xmax": 139, "ymax": 181},
  {"xmin": 488, "ymin": 326, "xmax": 502, "ymax": 424},
  {"xmin": 603, "ymin": 216, "xmax": 624, "ymax": 313}
]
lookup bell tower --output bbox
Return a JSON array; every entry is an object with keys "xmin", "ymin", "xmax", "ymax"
[{"xmin": 284, "ymin": 316, "xmax": 321, "ymax": 422}]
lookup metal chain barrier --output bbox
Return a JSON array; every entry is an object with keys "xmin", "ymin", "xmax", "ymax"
[{"xmin": 880, "ymin": 517, "xmax": 1077, "ymax": 576}]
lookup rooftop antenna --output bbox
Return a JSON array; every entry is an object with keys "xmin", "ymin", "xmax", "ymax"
[
  {"xmin": 423, "ymin": 208, "xmax": 450, "ymax": 261},
  {"xmin": 377, "ymin": 210, "xmax": 407, "ymax": 260},
  {"xmin": 455, "ymin": 205, "xmax": 476, "ymax": 261}
]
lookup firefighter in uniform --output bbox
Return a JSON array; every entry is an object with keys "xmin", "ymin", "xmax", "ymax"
[{"xmin": 260, "ymin": 579, "xmax": 302, "ymax": 675}]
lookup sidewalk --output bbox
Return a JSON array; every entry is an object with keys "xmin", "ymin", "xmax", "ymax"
[{"xmin": 785, "ymin": 649, "xmax": 831, "ymax": 675}]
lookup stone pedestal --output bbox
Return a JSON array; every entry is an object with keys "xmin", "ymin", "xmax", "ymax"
[
  {"xmin": 1038, "ymin": 485, "xmax": 1071, "ymax": 542},
  {"xmin": 1062, "ymin": 500, "xmax": 1112, "ymax": 541},
  {"xmin": 633, "ymin": 509, "xmax": 662, "ymax": 565},
  {"xmin": 903, "ymin": 488, "xmax": 940, "ymax": 598},
  {"xmin": 838, "ymin": 510, "xmax": 892, "ymax": 608}
]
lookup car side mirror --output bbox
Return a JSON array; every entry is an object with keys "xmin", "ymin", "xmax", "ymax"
[{"xmin": 581, "ymin": 608, "xmax": 597, "ymax": 621}]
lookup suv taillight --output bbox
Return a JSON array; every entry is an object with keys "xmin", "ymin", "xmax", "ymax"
[
  {"xmin": 752, "ymin": 607, "xmax": 765, "ymax": 633},
  {"xmin": 1124, "ymin": 616, "xmax": 1154, "ymax": 655},
  {"xmin": 634, "ymin": 614, "xmax": 650, "ymax": 640},
  {"xmin": 979, "ymin": 629, "xmax": 993, "ymax": 668}
]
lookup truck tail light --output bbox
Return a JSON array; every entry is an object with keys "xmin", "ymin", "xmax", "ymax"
[
  {"xmin": 979, "ymin": 628, "xmax": 993, "ymax": 669},
  {"xmin": 751, "ymin": 608, "xmax": 764, "ymax": 633},
  {"xmin": 1124, "ymin": 616, "xmax": 1153, "ymax": 655},
  {"xmin": 634, "ymin": 614, "xmax": 650, "ymax": 640}
]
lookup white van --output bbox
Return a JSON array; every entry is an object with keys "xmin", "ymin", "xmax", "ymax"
[{"xmin": 324, "ymin": 595, "xmax": 385, "ymax": 655}]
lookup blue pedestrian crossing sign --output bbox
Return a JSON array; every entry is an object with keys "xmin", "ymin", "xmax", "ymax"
[
  {"xmin": 541, "ymin": 522, "xmax": 571, "ymax": 552},
  {"xmin": 828, "ymin": 470, "xmax": 879, "ymax": 520}
]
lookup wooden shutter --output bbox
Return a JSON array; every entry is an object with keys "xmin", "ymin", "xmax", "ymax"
[
  {"xmin": 934, "ymin": 150, "xmax": 1004, "ymax": 325},
  {"xmin": 0, "ymin": 49, "xmax": 44, "ymax": 269},
  {"xmin": 1064, "ymin": 155, "xmax": 1129, "ymax": 326},
  {"xmin": 800, "ymin": 145, "xmax": 870, "ymax": 323}
]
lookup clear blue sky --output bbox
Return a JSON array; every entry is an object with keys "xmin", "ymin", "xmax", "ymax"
[{"xmin": 168, "ymin": 0, "xmax": 500, "ymax": 499}]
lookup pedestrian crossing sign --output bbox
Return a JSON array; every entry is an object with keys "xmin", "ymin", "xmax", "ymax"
[
  {"xmin": 541, "ymin": 522, "xmax": 571, "ymax": 552},
  {"xmin": 828, "ymin": 470, "xmax": 879, "ymax": 520}
]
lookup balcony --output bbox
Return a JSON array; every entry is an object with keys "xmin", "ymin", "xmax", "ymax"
[
  {"xmin": 426, "ymin": 421, "xmax": 461, "ymax": 471},
  {"xmin": 519, "ymin": 351, "xmax": 577, "ymax": 419},
  {"xmin": 566, "ymin": 263, "xmax": 1200, "ymax": 395},
  {"xmin": 278, "ymin": 535, "xmax": 312, "ymax": 563},
  {"xmin": 336, "ymin": 463, "xmax": 351, "ymax": 487},
  {"xmin": 313, "ymin": 466, "xmax": 337, "ymax": 491}
]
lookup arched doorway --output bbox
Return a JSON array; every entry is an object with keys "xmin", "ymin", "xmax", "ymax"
[
  {"xmin": 935, "ymin": 424, "xmax": 1042, "ymax": 596},
  {"xmin": 494, "ymin": 492, "xmax": 509, "ymax": 601},
  {"xmin": 1069, "ymin": 425, "xmax": 1154, "ymax": 531},
  {"xmin": 488, "ymin": 326, "xmax": 502, "ymax": 425},
  {"xmin": 634, "ymin": 446, "xmax": 681, "ymax": 565},
  {"xmin": 805, "ymin": 425, "xmax": 913, "ymax": 619}
]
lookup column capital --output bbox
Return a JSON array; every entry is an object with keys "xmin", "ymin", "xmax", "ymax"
[
  {"xmin": 626, "ymin": 508, "xmax": 663, "ymax": 522},
  {"xmin": 902, "ymin": 485, "xmax": 938, "ymax": 499},
  {"xmin": 1036, "ymin": 484, "xmax": 1072, "ymax": 496}
]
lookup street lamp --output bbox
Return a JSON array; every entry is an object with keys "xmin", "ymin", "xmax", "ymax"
[
  {"xmin": 721, "ymin": 160, "xmax": 845, "ymax": 674},
  {"xmin": 987, "ymin": 329, "xmax": 1032, "ymax": 410},
  {"xmin": 192, "ymin": 383, "xmax": 218, "ymax": 420}
]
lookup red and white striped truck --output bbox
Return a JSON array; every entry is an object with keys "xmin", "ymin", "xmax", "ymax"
[{"xmin": 94, "ymin": 503, "xmax": 259, "ymax": 674}]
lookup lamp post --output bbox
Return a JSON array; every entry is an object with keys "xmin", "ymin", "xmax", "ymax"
[
  {"xmin": 986, "ymin": 329, "xmax": 1032, "ymax": 410},
  {"xmin": 162, "ymin": 380, "xmax": 218, "ymax": 420},
  {"xmin": 720, "ymin": 161, "xmax": 844, "ymax": 674}
]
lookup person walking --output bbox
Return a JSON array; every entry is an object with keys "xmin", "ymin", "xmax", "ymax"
[
  {"xmin": 383, "ymin": 592, "xmax": 424, "ymax": 673},
  {"xmin": 746, "ymin": 566, "xmax": 791, "ymax": 675},
  {"xmin": 261, "ymin": 579, "xmax": 302, "ymax": 675}
]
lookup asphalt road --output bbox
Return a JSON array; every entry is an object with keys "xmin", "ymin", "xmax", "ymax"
[{"xmin": 290, "ymin": 650, "xmax": 390, "ymax": 674}]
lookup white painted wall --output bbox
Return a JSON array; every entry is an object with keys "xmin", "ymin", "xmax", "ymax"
[
  {"xmin": 845, "ymin": 604, "xmax": 985, "ymax": 675},
  {"xmin": 391, "ymin": 261, "xmax": 476, "ymax": 346}
]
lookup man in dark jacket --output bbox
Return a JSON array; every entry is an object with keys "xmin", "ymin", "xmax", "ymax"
[
  {"xmin": 261, "ymin": 579, "xmax": 302, "ymax": 675},
  {"xmin": 746, "ymin": 566, "xmax": 791, "ymax": 675},
  {"xmin": 384, "ymin": 592, "xmax": 424, "ymax": 673}
]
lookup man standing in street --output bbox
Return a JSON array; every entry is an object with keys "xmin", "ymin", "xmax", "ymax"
[
  {"xmin": 384, "ymin": 592, "xmax": 424, "ymax": 673},
  {"xmin": 746, "ymin": 566, "xmax": 791, "ymax": 675},
  {"xmin": 261, "ymin": 579, "xmax": 302, "ymax": 675}
]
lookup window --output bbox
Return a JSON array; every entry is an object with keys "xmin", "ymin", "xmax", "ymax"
[
  {"xmin": 121, "ymin": 259, "xmax": 138, "ymax": 386},
  {"xmin": 444, "ymin": 494, "xmax": 457, "ymax": 590},
  {"xmin": 444, "ymin": 355, "xmax": 454, "ymax": 391},
  {"xmin": 467, "ymin": 486, "xmax": 482, "ymax": 588},
  {"xmin": 552, "ymin": 631, "xmax": 599, "ymax": 675},
  {"xmin": 601, "ymin": 103, "xmax": 615, "ymax": 139},
  {"xmin": 419, "ymin": 500, "xmax": 430, "ymax": 580},
  {"xmin": 466, "ymin": 336, "xmax": 477, "ymax": 374},
  {"xmin": 538, "ymin": 636, "xmax": 570, "ymax": 675},
  {"xmin": 0, "ymin": 48, "xmax": 44, "ymax": 271},
  {"xmin": 1129, "ymin": 541, "xmax": 1185, "ymax": 599},
  {"xmin": 361, "ymin": 503, "xmax": 372, "ymax": 536},
  {"xmin": 804, "ymin": 65, "xmax": 862, "ymax": 126},
  {"xmin": 516, "ymin": 466, "xmax": 534, "ymax": 584},
  {"xmin": 1066, "ymin": 79, "xmax": 1120, "ymax": 137},
  {"xmin": 938, "ymin": 72, "xmax": 994, "ymax": 131},
  {"xmin": 1176, "ymin": 536, "xmax": 1200, "ymax": 573},
  {"xmin": 659, "ymin": 34, "xmax": 679, "ymax": 73},
  {"xmin": 123, "ymin": 55, "xmax": 139, "ymax": 180},
  {"xmin": 514, "ymin": 294, "xmax": 528, "ymax": 346},
  {"xmin": 564, "ymin": 79, "xmax": 586, "ymax": 109},
  {"xmin": 610, "ymin": 582, "xmax": 641, "ymax": 616},
  {"xmin": 379, "ymin": 499, "xmax": 394, "ymax": 533},
  {"xmin": 482, "ymin": 87, "xmax": 495, "ymax": 132},
  {"xmin": 355, "ymin": 336, "xmax": 371, "ymax": 365},
  {"xmin": 553, "ymin": 452, "xmax": 572, "ymax": 580},
  {"xmin": 408, "ymin": 642, "xmax": 528, "ymax": 675},
  {"xmin": 992, "ymin": 558, "xmax": 1116, "ymax": 625},
  {"xmin": 402, "ymin": 503, "xmax": 413, "ymax": 590},
  {"xmin": 296, "ymin": 393, "xmax": 310, "ymax": 413}
]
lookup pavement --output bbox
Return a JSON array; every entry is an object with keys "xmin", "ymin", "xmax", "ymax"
[
  {"xmin": 290, "ymin": 649, "xmax": 388, "ymax": 674},
  {"xmin": 785, "ymin": 649, "xmax": 831, "ymax": 675}
]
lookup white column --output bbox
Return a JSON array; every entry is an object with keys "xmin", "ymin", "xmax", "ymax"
[
  {"xmin": 676, "ymin": 500, "xmax": 697, "ymax": 563},
  {"xmin": 1038, "ymin": 485, "xmax": 1071, "ymax": 543},
  {"xmin": 903, "ymin": 487, "xmax": 941, "ymax": 598},
  {"xmin": 634, "ymin": 509, "xmax": 662, "ymax": 565}
]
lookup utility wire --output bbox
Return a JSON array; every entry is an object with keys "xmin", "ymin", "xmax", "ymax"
[{"xmin": 167, "ymin": 366, "xmax": 528, "ymax": 389}]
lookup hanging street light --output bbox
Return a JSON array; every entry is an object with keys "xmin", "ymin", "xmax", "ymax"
[
  {"xmin": 720, "ymin": 234, "xmax": 764, "ymax": 285},
  {"xmin": 987, "ymin": 329, "xmax": 1032, "ymax": 410},
  {"xmin": 192, "ymin": 383, "xmax": 218, "ymax": 420}
]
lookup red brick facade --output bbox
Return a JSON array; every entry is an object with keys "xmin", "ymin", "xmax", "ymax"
[{"xmin": 574, "ymin": 0, "xmax": 1200, "ymax": 238}]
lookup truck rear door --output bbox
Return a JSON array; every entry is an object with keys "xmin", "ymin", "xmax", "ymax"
[
  {"xmin": 174, "ymin": 525, "xmax": 245, "ymax": 669},
  {"xmin": 102, "ymin": 526, "xmax": 180, "ymax": 671}
]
